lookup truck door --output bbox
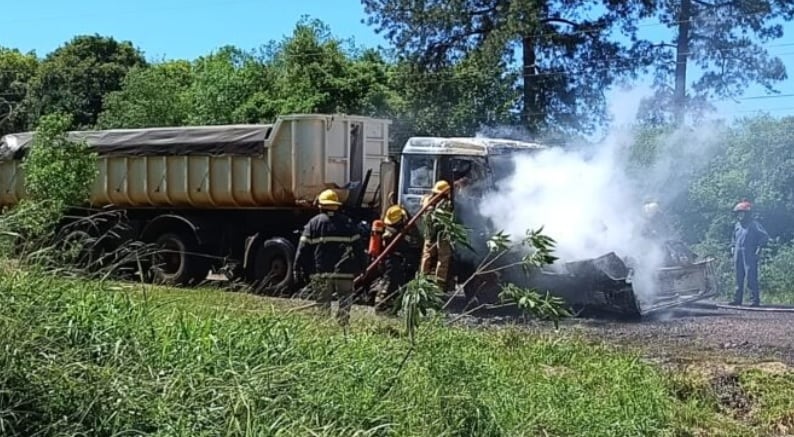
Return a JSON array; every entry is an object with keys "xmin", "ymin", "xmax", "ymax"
[
  {"xmin": 439, "ymin": 156, "xmax": 489, "ymax": 200},
  {"xmin": 439, "ymin": 156, "xmax": 490, "ymax": 252}
]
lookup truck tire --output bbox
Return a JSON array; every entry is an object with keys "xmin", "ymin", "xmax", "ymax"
[
  {"xmin": 150, "ymin": 231, "xmax": 209, "ymax": 286},
  {"xmin": 58, "ymin": 229, "xmax": 98, "ymax": 270},
  {"xmin": 250, "ymin": 238, "xmax": 295, "ymax": 296}
]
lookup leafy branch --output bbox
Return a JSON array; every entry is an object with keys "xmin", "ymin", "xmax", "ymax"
[
  {"xmin": 1, "ymin": 113, "xmax": 98, "ymax": 264},
  {"xmin": 498, "ymin": 284, "xmax": 570, "ymax": 329},
  {"xmin": 426, "ymin": 204, "xmax": 473, "ymax": 252},
  {"xmin": 400, "ymin": 202, "xmax": 571, "ymax": 343},
  {"xmin": 6, "ymin": 113, "xmax": 97, "ymax": 240},
  {"xmin": 401, "ymin": 273, "xmax": 445, "ymax": 345},
  {"xmin": 443, "ymin": 227, "xmax": 571, "ymax": 326}
]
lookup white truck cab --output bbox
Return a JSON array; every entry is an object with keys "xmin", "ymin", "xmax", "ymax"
[{"xmin": 395, "ymin": 136, "xmax": 548, "ymax": 216}]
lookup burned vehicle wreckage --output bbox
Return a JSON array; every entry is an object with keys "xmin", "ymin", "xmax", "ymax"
[{"xmin": 394, "ymin": 136, "xmax": 719, "ymax": 317}]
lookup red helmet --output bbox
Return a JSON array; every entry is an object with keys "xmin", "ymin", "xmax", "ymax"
[{"xmin": 733, "ymin": 199, "xmax": 752, "ymax": 212}]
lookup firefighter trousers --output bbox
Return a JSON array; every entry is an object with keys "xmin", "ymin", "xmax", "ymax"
[
  {"xmin": 733, "ymin": 251, "xmax": 760, "ymax": 306},
  {"xmin": 420, "ymin": 237, "xmax": 452, "ymax": 290},
  {"xmin": 314, "ymin": 276, "xmax": 355, "ymax": 326},
  {"xmin": 376, "ymin": 255, "xmax": 413, "ymax": 313}
]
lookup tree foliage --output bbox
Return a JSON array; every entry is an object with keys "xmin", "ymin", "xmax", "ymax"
[
  {"xmin": 0, "ymin": 47, "xmax": 39, "ymax": 137},
  {"xmin": 257, "ymin": 17, "xmax": 394, "ymax": 120},
  {"xmin": 641, "ymin": 0, "xmax": 794, "ymax": 124},
  {"xmin": 98, "ymin": 61, "xmax": 194, "ymax": 129},
  {"xmin": 362, "ymin": 0, "xmax": 657, "ymax": 134},
  {"xmin": 187, "ymin": 46, "xmax": 271, "ymax": 125},
  {"xmin": 387, "ymin": 55, "xmax": 518, "ymax": 151},
  {"xmin": 688, "ymin": 115, "xmax": 794, "ymax": 243},
  {"xmin": 98, "ymin": 19, "xmax": 394, "ymax": 128},
  {"xmin": 25, "ymin": 35, "xmax": 146, "ymax": 129},
  {"xmin": 23, "ymin": 114, "xmax": 97, "ymax": 206},
  {"xmin": 8, "ymin": 113, "xmax": 97, "ymax": 237}
]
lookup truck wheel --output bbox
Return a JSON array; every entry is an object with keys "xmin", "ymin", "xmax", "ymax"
[
  {"xmin": 59, "ymin": 229, "xmax": 98, "ymax": 270},
  {"xmin": 250, "ymin": 238, "xmax": 295, "ymax": 296},
  {"xmin": 150, "ymin": 232, "xmax": 208, "ymax": 286}
]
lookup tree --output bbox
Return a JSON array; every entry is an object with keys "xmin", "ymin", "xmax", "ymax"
[
  {"xmin": 98, "ymin": 19, "xmax": 396, "ymax": 129},
  {"xmin": 386, "ymin": 55, "xmax": 519, "ymax": 152},
  {"xmin": 5, "ymin": 113, "xmax": 97, "ymax": 239},
  {"xmin": 187, "ymin": 45, "xmax": 272, "ymax": 125},
  {"xmin": 25, "ymin": 34, "xmax": 146, "ymax": 129},
  {"xmin": 399, "ymin": 206, "xmax": 569, "ymax": 344},
  {"xmin": 361, "ymin": 0, "xmax": 656, "ymax": 135},
  {"xmin": 688, "ymin": 115, "xmax": 794, "ymax": 243},
  {"xmin": 248, "ymin": 18, "xmax": 394, "ymax": 123},
  {"xmin": 0, "ymin": 47, "xmax": 38, "ymax": 136},
  {"xmin": 642, "ymin": 0, "xmax": 794, "ymax": 124},
  {"xmin": 98, "ymin": 61, "xmax": 194, "ymax": 129}
]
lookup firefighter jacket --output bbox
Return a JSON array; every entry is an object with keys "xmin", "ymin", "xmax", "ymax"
[
  {"xmin": 294, "ymin": 211, "xmax": 367, "ymax": 279},
  {"xmin": 383, "ymin": 224, "xmax": 419, "ymax": 259},
  {"xmin": 421, "ymin": 195, "xmax": 453, "ymax": 241}
]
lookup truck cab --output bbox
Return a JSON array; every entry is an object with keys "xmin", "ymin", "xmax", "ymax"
[
  {"xmin": 395, "ymin": 136, "xmax": 547, "ymax": 217},
  {"xmin": 379, "ymin": 136, "xmax": 547, "ymax": 291}
]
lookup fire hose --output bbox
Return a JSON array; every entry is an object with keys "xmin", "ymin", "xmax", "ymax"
[
  {"xmin": 352, "ymin": 186, "xmax": 450, "ymax": 291},
  {"xmin": 714, "ymin": 303, "xmax": 794, "ymax": 313}
]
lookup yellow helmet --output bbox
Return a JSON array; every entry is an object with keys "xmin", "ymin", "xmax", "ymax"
[
  {"xmin": 432, "ymin": 180, "xmax": 450, "ymax": 194},
  {"xmin": 643, "ymin": 201, "xmax": 660, "ymax": 218},
  {"xmin": 317, "ymin": 189, "xmax": 342, "ymax": 207},
  {"xmin": 384, "ymin": 205, "xmax": 407, "ymax": 225}
]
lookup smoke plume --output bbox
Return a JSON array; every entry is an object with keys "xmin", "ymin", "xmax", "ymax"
[{"xmin": 473, "ymin": 88, "xmax": 725, "ymax": 307}]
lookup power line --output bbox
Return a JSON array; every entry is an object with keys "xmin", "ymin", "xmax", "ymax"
[
  {"xmin": 738, "ymin": 93, "xmax": 794, "ymax": 101},
  {"xmin": 376, "ymin": 4, "xmax": 789, "ymax": 42}
]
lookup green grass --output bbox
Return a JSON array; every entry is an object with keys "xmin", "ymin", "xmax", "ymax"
[{"xmin": 0, "ymin": 269, "xmax": 791, "ymax": 436}]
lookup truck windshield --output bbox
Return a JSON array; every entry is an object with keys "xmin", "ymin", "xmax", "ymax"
[{"xmin": 404, "ymin": 156, "xmax": 435, "ymax": 192}]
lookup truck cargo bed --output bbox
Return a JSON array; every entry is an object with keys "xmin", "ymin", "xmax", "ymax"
[{"xmin": 0, "ymin": 114, "xmax": 391, "ymax": 209}]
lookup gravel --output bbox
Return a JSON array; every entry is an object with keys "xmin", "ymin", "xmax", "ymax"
[
  {"xmin": 570, "ymin": 303, "xmax": 794, "ymax": 365},
  {"xmin": 444, "ymin": 299, "xmax": 794, "ymax": 365}
]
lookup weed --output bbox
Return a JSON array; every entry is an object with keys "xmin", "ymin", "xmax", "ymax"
[{"xmin": 0, "ymin": 270, "xmax": 683, "ymax": 436}]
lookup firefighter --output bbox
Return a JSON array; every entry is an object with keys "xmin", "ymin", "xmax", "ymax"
[
  {"xmin": 729, "ymin": 199, "xmax": 769, "ymax": 307},
  {"xmin": 293, "ymin": 189, "xmax": 367, "ymax": 326},
  {"xmin": 419, "ymin": 180, "xmax": 453, "ymax": 291},
  {"xmin": 375, "ymin": 204, "xmax": 419, "ymax": 313},
  {"xmin": 641, "ymin": 200, "xmax": 673, "ymax": 240}
]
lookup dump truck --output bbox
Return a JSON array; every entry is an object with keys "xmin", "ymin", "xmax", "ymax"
[
  {"xmin": 0, "ymin": 114, "xmax": 394, "ymax": 292},
  {"xmin": 0, "ymin": 114, "xmax": 718, "ymax": 315}
]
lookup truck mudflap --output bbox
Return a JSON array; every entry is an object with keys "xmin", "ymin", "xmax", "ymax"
[{"xmin": 529, "ymin": 250, "xmax": 719, "ymax": 317}]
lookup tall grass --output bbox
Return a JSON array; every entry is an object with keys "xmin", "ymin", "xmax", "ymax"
[{"xmin": 0, "ymin": 268, "xmax": 682, "ymax": 436}]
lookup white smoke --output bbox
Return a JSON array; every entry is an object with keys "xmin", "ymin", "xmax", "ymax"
[{"xmin": 475, "ymin": 87, "xmax": 724, "ymax": 307}]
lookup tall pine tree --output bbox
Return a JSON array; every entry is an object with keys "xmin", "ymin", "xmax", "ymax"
[{"xmin": 362, "ymin": 0, "xmax": 657, "ymax": 135}]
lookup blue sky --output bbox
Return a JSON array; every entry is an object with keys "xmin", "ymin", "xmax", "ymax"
[{"xmin": 3, "ymin": 0, "xmax": 794, "ymax": 125}]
